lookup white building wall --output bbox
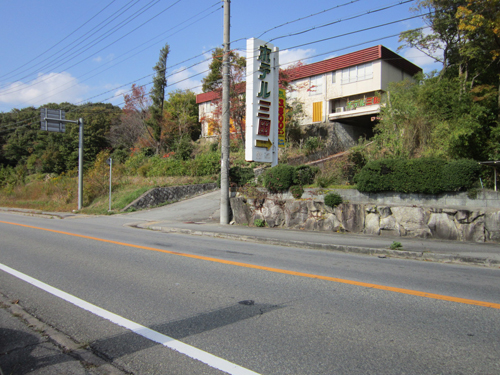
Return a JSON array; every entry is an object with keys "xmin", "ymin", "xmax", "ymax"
[
  {"xmin": 381, "ymin": 61, "xmax": 414, "ymax": 90},
  {"xmin": 198, "ymin": 59, "xmax": 419, "ymax": 132}
]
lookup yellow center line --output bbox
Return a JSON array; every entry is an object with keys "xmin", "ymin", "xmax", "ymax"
[{"xmin": 2, "ymin": 220, "xmax": 500, "ymax": 310}]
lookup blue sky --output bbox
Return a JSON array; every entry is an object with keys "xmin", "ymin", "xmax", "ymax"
[{"xmin": 0, "ymin": 0, "xmax": 440, "ymax": 113}]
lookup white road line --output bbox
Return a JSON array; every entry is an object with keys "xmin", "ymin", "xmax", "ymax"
[{"xmin": 0, "ymin": 263, "xmax": 260, "ymax": 375}]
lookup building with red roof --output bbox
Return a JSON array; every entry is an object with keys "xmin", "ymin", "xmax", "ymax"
[{"xmin": 196, "ymin": 45, "xmax": 421, "ymax": 148}]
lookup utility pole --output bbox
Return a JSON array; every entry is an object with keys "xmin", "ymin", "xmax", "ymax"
[
  {"xmin": 78, "ymin": 118, "xmax": 84, "ymax": 210},
  {"xmin": 220, "ymin": 0, "xmax": 231, "ymax": 225}
]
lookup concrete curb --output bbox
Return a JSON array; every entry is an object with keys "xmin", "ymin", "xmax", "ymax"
[
  {"xmin": 143, "ymin": 224, "xmax": 500, "ymax": 268},
  {"xmin": 0, "ymin": 207, "xmax": 75, "ymax": 219}
]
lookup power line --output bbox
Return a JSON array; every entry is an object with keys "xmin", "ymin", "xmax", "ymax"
[
  {"xmin": 0, "ymin": 0, "xmax": 119, "ymax": 82},
  {"xmin": 269, "ymin": 0, "xmax": 414, "ymax": 42},
  {"xmin": 0, "ymin": 0, "xmax": 142, "ymax": 86},
  {"xmin": 0, "ymin": 0, "xmax": 170, "ymax": 96},
  {"xmin": 19, "ymin": 4, "xmax": 221, "ymax": 108},
  {"xmin": 0, "ymin": 3, "xmax": 428, "ymax": 119},
  {"xmin": 257, "ymin": 0, "xmax": 361, "ymax": 39}
]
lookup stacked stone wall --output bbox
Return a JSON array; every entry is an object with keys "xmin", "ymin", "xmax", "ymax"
[
  {"xmin": 122, "ymin": 183, "xmax": 217, "ymax": 211},
  {"xmin": 230, "ymin": 194, "xmax": 500, "ymax": 243}
]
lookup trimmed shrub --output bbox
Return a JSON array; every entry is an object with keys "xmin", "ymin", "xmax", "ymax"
[
  {"xmin": 355, "ymin": 158, "xmax": 479, "ymax": 194},
  {"xmin": 354, "ymin": 159, "xmax": 402, "ymax": 193},
  {"xmin": 293, "ymin": 165, "xmax": 320, "ymax": 186},
  {"xmin": 324, "ymin": 192, "xmax": 343, "ymax": 208},
  {"xmin": 290, "ymin": 185, "xmax": 304, "ymax": 199},
  {"xmin": 441, "ymin": 159, "xmax": 480, "ymax": 191},
  {"xmin": 262, "ymin": 164, "xmax": 296, "ymax": 192},
  {"xmin": 398, "ymin": 158, "xmax": 447, "ymax": 194}
]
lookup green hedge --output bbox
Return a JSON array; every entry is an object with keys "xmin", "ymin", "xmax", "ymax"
[
  {"xmin": 354, "ymin": 158, "xmax": 479, "ymax": 194},
  {"xmin": 262, "ymin": 164, "xmax": 319, "ymax": 193}
]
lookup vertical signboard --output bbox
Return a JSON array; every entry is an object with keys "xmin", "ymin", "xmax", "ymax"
[
  {"xmin": 245, "ymin": 38, "xmax": 279, "ymax": 165},
  {"xmin": 278, "ymin": 89, "xmax": 286, "ymax": 148}
]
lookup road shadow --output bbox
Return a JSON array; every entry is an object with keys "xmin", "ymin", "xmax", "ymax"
[
  {"xmin": 0, "ymin": 328, "xmax": 76, "ymax": 375},
  {"xmin": 91, "ymin": 301, "xmax": 283, "ymax": 360}
]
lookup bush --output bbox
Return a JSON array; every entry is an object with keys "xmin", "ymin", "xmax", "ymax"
[
  {"xmin": 293, "ymin": 165, "xmax": 320, "ymax": 186},
  {"xmin": 217, "ymin": 166, "xmax": 255, "ymax": 188},
  {"xmin": 324, "ymin": 192, "xmax": 343, "ymax": 208},
  {"xmin": 290, "ymin": 185, "xmax": 304, "ymax": 199},
  {"xmin": 441, "ymin": 159, "xmax": 480, "ymax": 191},
  {"xmin": 174, "ymin": 136, "xmax": 194, "ymax": 161},
  {"xmin": 230, "ymin": 166, "xmax": 254, "ymax": 186},
  {"xmin": 262, "ymin": 164, "xmax": 296, "ymax": 192},
  {"xmin": 355, "ymin": 158, "xmax": 480, "ymax": 194},
  {"xmin": 304, "ymin": 136, "xmax": 320, "ymax": 155},
  {"xmin": 191, "ymin": 151, "xmax": 221, "ymax": 176},
  {"xmin": 254, "ymin": 218, "xmax": 265, "ymax": 227}
]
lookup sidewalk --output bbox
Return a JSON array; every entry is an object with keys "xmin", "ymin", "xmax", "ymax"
[{"xmin": 132, "ymin": 220, "xmax": 500, "ymax": 268}]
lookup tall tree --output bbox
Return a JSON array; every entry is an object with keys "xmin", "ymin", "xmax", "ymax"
[
  {"xmin": 109, "ymin": 84, "xmax": 151, "ymax": 149},
  {"xmin": 147, "ymin": 43, "xmax": 170, "ymax": 154},
  {"xmin": 202, "ymin": 48, "xmax": 246, "ymax": 93},
  {"xmin": 456, "ymin": 0, "xmax": 500, "ymax": 121},
  {"xmin": 164, "ymin": 89, "xmax": 200, "ymax": 141},
  {"xmin": 201, "ymin": 48, "xmax": 246, "ymax": 143}
]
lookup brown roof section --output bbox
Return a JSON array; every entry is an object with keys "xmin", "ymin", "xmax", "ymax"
[
  {"xmin": 292, "ymin": 45, "xmax": 421, "ymax": 80},
  {"xmin": 196, "ymin": 82, "xmax": 246, "ymax": 104},
  {"xmin": 196, "ymin": 45, "xmax": 421, "ymax": 104}
]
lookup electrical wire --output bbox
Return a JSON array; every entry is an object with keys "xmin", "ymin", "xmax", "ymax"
[
  {"xmin": 269, "ymin": 0, "xmax": 413, "ymax": 42},
  {"xmin": 0, "ymin": 0, "xmax": 142, "ymax": 85},
  {"xmin": 19, "ymin": 4, "xmax": 221, "ymax": 108},
  {"xmin": 0, "ymin": 4, "xmax": 429, "ymax": 124},
  {"xmin": 257, "ymin": 0, "xmax": 361, "ymax": 39},
  {"xmin": 0, "ymin": 0, "xmax": 173, "ymax": 95},
  {"xmin": 0, "ymin": 0, "xmax": 119, "ymax": 82}
]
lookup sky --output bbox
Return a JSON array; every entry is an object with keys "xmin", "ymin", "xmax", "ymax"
[{"xmin": 0, "ymin": 0, "xmax": 441, "ymax": 113}]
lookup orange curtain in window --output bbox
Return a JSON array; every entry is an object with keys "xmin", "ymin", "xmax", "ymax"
[{"xmin": 313, "ymin": 102, "xmax": 322, "ymax": 122}]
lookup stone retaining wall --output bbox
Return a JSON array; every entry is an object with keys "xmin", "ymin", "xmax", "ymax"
[
  {"xmin": 230, "ymin": 195, "xmax": 500, "ymax": 243},
  {"xmin": 123, "ymin": 183, "xmax": 218, "ymax": 211}
]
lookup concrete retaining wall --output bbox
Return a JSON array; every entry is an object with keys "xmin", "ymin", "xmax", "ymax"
[{"xmin": 122, "ymin": 183, "xmax": 218, "ymax": 211}]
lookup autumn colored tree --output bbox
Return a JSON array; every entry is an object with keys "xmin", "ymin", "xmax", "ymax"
[
  {"xmin": 109, "ymin": 84, "xmax": 151, "ymax": 150},
  {"xmin": 456, "ymin": 0, "xmax": 500, "ymax": 121}
]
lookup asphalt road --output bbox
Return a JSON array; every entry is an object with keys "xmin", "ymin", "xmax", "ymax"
[{"xmin": 1, "ymin": 212, "xmax": 499, "ymax": 374}]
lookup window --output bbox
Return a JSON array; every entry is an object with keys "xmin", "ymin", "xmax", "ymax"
[
  {"xmin": 312, "ymin": 102, "xmax": 322, "ymax": 122},
  {"xmin": 309, "ymin": 75, "xmax": 323, "ymax": 95},
  {"xmin": 341, "ymin": 62, "xmax": 373, "ymax": 84},
  {"xmin": 332, "ymin": 71, "xmax": 336, "ymax": 84}
]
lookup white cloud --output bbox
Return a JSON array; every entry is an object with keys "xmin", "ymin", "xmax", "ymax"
[
  {"xmin": 93, "ymin": 56, "xmax": 103, "ymax": 63},
  {"xmin": 169, "ymin": 66, "xmax": 204, "ymax": 93},
  {"xmin": 0, "ymin": 72, "xmax": 88, "ymax": 107},
  {"xmin": 279, "ymin": 48, "xmax": 315, "ymax": 68},
  {"xmin": 403, "ymin": 48, "xmax": 443, "ymax": 72}
]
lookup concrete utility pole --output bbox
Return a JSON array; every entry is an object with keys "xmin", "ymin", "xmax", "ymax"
[
  {"xmin": 220, "ymin": 0, "xmax": 231, "ymax": 224},
  {"xmin": 78, "ymin": 118, "xmax": 84, "ymax": 210}
]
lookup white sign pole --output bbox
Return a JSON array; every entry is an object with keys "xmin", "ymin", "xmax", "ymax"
[{"xmin": 245, "ymin": 38, "xmax": 279, "ymax": 164}]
